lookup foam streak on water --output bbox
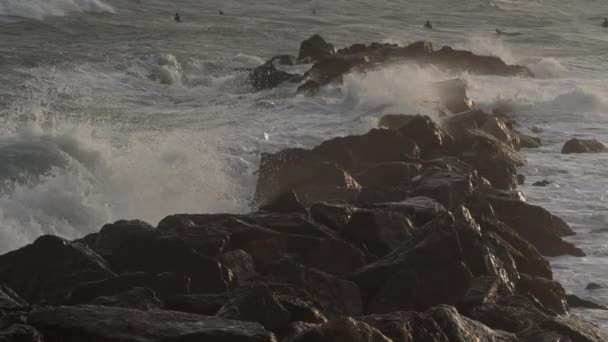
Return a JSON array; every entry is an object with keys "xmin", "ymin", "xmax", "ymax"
[{"xmin": 0, "ymin": 0, "xmax": 607, "ymax": 327}]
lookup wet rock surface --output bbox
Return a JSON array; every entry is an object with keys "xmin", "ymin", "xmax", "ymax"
[{"xmin": 562, "ymin": 138, "xmax": 608, "ymax": 154}]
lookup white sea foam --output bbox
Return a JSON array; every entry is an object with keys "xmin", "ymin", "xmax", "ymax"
[{"xmin": 0, "ymin": 0, "xmax": 114, "ymax": 20}]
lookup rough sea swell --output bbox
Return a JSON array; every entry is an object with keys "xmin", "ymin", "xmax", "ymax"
[{"xmin": 1, "ymin": 0, "xmax": 608, "ymax": 327}]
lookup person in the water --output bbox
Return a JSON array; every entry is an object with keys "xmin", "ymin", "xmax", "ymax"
[
  {"xmin": 603, "ymin": 18, "xmax": 608, "ymax": 28},
  {"xmin": 424, "ymin": 20, "xmax": 433, "ymax": 29},
  {"xmin": 312, "ymin": 9, "xmax": 316, "ymax": 15},
  {"xmin": 173, "ymin": 13, "xmax": 181, "ymax": 22},
  {"xmin": 219, "ymin": 10, "xmax": 224, "ymax": 15}
]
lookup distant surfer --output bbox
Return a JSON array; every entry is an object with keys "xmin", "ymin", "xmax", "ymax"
[
  {"xmin": 173, "ymin": 12, "xmax": 181, "ymax": 22},
  {"xmin": 219, "ymin": 10, "xmax": 224, "ymax": 15},
  {"xmin": 312, "ymin": 9, "xmax": 316, "ymax": 15},
  {"xmin": 496, "ymin": 29, "xmax": 521, "ymax": 36},
  {"xmin": 603, "ymin": 18, "xmax": 608, "ymax": 28},
  {"xmin": 424, "ymin": 20, "xmax": 433, "ymax": 30}
]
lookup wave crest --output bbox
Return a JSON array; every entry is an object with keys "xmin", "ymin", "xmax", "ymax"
[{"xmin": 0, "ymin": 0, "xmax": 114, "ymax": 20}]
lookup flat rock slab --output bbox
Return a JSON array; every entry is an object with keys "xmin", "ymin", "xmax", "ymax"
[{"xmin": 28, "ymin": 305, "xmax": 276, "ymax": 342}]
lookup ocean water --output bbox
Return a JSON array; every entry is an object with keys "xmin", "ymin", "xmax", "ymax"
[{"xmin": 1, "ymin": 0, "xmax": 607, "ymax": 326}]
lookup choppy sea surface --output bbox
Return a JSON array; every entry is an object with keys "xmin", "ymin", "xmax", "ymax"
[{"xmin": 1, "ymin": 0, "xmax": 607, "ymax": 327}]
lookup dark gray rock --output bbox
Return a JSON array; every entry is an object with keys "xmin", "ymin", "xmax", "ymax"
[
  {"xmin": 298, "ymin": 34, "xmax": 335, "ymax": 61},
  {"xmin": 351, "ymin": 215, "xmax": 472, "ymax": 313},
  {"xmin": 565, "ymin": 294, "xmax": 608, "ymax": 310},
  {"xmin": 220, "ymin": 249, "xmax": 257, "ymax": 284},
  {"xmin": 485, "ymin": 196, "xmax": 584, "ymax": 257},
  {"xmin": 561, "ymin": 138, "xmax": 608, "ymax": 154},
  {"xmin": 0, "ymin": 235, "xmax": 114, "ymax": 304},
  {"xmin": 286, "ymin": 317, "xmax": 391, "ymax": 342},
  {"xmin": 260, "ymin": 191, "xmax": 308, "ymax": 215},
  {"xmin": 253, "ymin": 148, "xmax": 362, "ymax": 207},
  {"xmin": 270, "ymin": 260, "xmax": 363, "ymax": 318},
  {"xmin": 67, "ymin": 272, "xmax": 189, "ymax": 304},
  {"xmin": 0, "ymin": 324, "xmax": 43, "ymax": 342},
  {"xmin": 517, "ymin": 274, "xmax": 568, "ymax": 315},
  {"xmin": 357, "ymin": 311, "xmax": 449, "ymax": 342},
  {"xmin": 310, "ymin": 202, "xmax": 356, "ymax": 232},
  {"xmin": 249, "ymin": 62, "xmax": 298, "ymax": 90},
  {"xmin": 0, "ymin": 284, "xmax": 28, "ymax": 311},
  {"xmin": 90, "ymin": 286, "xmax": 162, "ymax": 310},
  {"xmin": 165, "ymin": 293, "xmax": 229, "ymax": 315},
  {"xmin": 216, "ymin": 284, "xmax": 326, "ymax": 333},
  {"xmin": 342, "ymin": 209, "xmax": 415, "ymax": 257},
  {"xmin": 28, "ymin": 305, "xmax": 277, "ymax": 342},
  {"xmin": 427, "ymin": 305, "xmax": 517, "ymax": 342}
]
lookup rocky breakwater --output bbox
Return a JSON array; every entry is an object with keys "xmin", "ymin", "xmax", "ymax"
[
  {"xmin": 247, "ymin": 34, "xmax": 533, "ymax": 99},
  {"xmin": 1, "ymin": 106, "xmax": 607, "ymax": 340}
]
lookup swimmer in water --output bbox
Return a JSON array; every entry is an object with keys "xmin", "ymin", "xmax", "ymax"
[
  {"xmin": 219, "ymin": 10, "xmax": 224, "ymax": 15},
  {"xmin": 424, "ymin": 20, "xmax": 433, "ymax": 30},
  {"xmin": 603, "ymin": 18, "xmax": 608, "ymax": 28},
  {"xmin": 173, "ymin": 12, "xmax": 181, "ymax": 22}
]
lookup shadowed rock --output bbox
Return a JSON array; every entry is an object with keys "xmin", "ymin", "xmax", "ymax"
[
  {"xmin": 28, "ymin": 305, "xmax": 277, "ymax": 342},
  {"xmin": 298, "ymin": 34, "xmax": 335, "ymax": 61},
  {"xmin": 427, "ymin": 305, "xmax": 517, "ymax": 341},
  {"xmin": 0, "ymin": 235, "xmax": 114, "ymax": 304},
  {"xmin": 90, "ymin": 287, "xmax": 162, "ymax": 311},
  {"xmin": 286, "ymin": 317, "xmax": 391, "ymax": 342},
  {"xmin": 562, "ymin": 138, "xmax": 608, "ymax": 154},
  {"xmin": 67, "ymin": 272, "xmax": 190, "ymax": 304},
  {"xmin": 566, "ymin": 294, "xmax": 608, "ymax": 310},
  {"xmin": 165, "ymin": 293, "xmax": 229, "ymax": 315},
  {"xmin": 357, "ymin": 311, "xmax": 449, "ymax": 342},
  {"xmin": 249, "ymin": 62, "xmax": 299, "ymax": 90}
]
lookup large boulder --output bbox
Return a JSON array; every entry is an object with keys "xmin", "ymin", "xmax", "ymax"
[
  {"xmin": 0, "ymin": 284, "xmax": 28, "ymax": 311},
  {"xmin": 485, "ymin": 195, "xmax": 584, "ymax": 257},
  {"xmin": 90, "ymin": 286, "xmax": 162, "ymax": 311},
  {"xmin": 398, "ymin": 115, "xmax": 452, "ymax": 158},
  {"xmin": 253, "ymin": 148, "xmax": 362, "ymax": 207},
  {"xmin": 351, "ymin": 215, "xmax": 472, "ymax": 313},
  {"xmin": 0, "ymin": 235, "xmax": 114, "ymax": 304},
  {"xmin": 454, "ymin": 128, "xmax": 525, "ymax": 190},
  {"xmin": 481, "ymin": 116, "xmax": 517, "ymax": 150},
  {"xmin": 0, "ymin": 324, "xmax": 43, "ymax": 342},
  {"xmin": 67, "ymin": 272, "xmax": 190, "ymax": 304},
  {"xmin": 216, "ymin": 284, "xmax": 326, "ymax": 333},
  {"xmin": 353, "ymin": 162, "xmax": 421, "ymax": 190},
  {"xmin": 313, "ymin": 128, "xmax": 420, "ymax": 172},
  {"xmin": 88, "ymin": 231, "xmax": 232, "ymax": 293},
  {"xmin": 369, "ymin": 196, "xmax": 448, "ymax": 227},
  {"xmin": 356, "ymin": 311, "xmax": 449, "ymax": 342},
  {"xmin": 310, "ymin": 202, "xmax": 357, "ymax": 232},
  {"xmin": 28, "ymin": 305, "xmax": 276, "ymax": 342},
  {"xmin": 248, "ymin": 62, "xmax": 298, "ymax": 90},
  {"xmin": 80, "ymin": 220, "xmax": 154, "ymax": 258},
  {"xmin": 342, "ymin": 209, "xmax": 415, "ymax": 257},
  {"xmin": 412, "ymin": 159, "xmax": 476, "ymax": 210},
  {"xmin": 298, "ymin": 34, "xmax": 335, "ymax": 61},
  {"xmin": 441, "ymin": 110, "xmax": 490, "ymax": 138},
  {"xmin": 286, "ymin": 317, "xmax": 391, "ymax": 342},
  {"xmin": 165, "ymin": 293, "xmax": 229, "ymax": 315},
  {"xmin": 561, "ymin": 138, "xmax": 608, "ymax": 154},
  {"xmin": 270, "ymin": 260, "xmax": 363, "ymax": 318},
  {"xmin": 480, "ymin": 218, "xmax": 552, "ymax": 280},
  {"xmin": 427, "ymin": 305, "xmax": 517, "ymax": 342},
  {"xmin": 429, "ymin": 46, "xmax": 533, "ymax": 77},
  {"xmin": 517, "ymin": 274, "xmax": 568, "ymax": 315}
]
